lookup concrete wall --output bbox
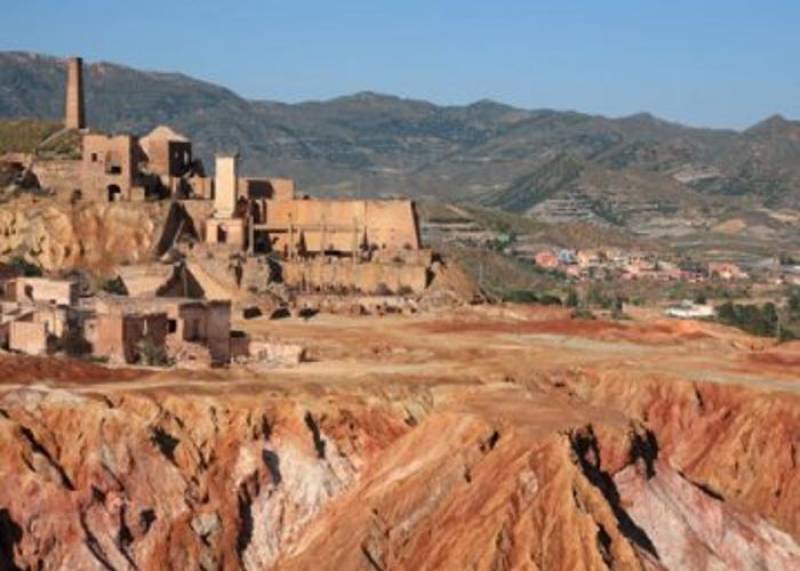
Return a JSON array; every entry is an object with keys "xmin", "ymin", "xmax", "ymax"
[
  {"xmin": 259, "ymin": 199, "xmax": 420, "ymax": 255},
  {"xmin": 282, "ymin": 259, "xmax": 429, "ymax": 294},
  {"xmin": 364, "ymin": 200, "xmax": 420, "ymax": 251}
]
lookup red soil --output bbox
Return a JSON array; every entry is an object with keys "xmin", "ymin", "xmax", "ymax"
[{"xmin": 0, "ymin": 354, "xmax": 145, "ymax": 384}]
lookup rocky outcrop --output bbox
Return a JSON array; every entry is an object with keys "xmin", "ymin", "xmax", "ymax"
[
  {"xmin": 1, "ymin": 366, "xmax": 799, "ymax": 570},
  {"xmin": 554, "ymin": 370, "xmax": 800, "ymax": 541},
  {"xmin": 0, "ymin": 386, "xmax": 412, "ymax": 570},
  {"xmin": 0, "ymin": 200, "xmax": 172, "ymax": 274}
]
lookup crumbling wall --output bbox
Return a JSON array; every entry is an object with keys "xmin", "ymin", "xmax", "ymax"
[
  {"xmin": 10, "ymin": 278, "xmax": 78, "ymax": 306},
  {"xmin": 94, "ymin": 312, "xmax": 168, "ymax": 364},
  {"xmin": 206, "ymin": 301, "xmax": 232, "ymax": 364},
  {"xmin": 364, "ymin": 200, "xmax": 420, "ymax": 250},
  {"xmin": 31, "ymin": 159, "xmax": 82, "ymax": 198},
  {"xmin": 261, "ymin": 199, "xmax": 420, "ymax": 254},
  {"xmin": 282, "ymin": 259, "xmax": 428, "ymax": 294},
  {"xmin": 81, "ymin": 134, "xmax": 137, "ymax": 202}
]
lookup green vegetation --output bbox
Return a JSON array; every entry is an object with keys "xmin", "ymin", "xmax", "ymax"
[
  {"xmin": 99, "ymin": 277, "xmax": 128, "ymax": 295},
  {"xmin": 7, "ymin": 255, "xmax": 43, "ymax": 277},
  {"xmin": 716, "ymin": 300, "xmax": 797, "ymax": 341},
  {"xmin": 502, "ymin": 290, "xmax": 562, "ymax": 305},
  {"xmin": 570, "ymin": 308, "xmax": 596, "ymax": 320},
  {"xmin": 37, "ymin": 128, "xmax": 81, "ymax": 159},
  {"xmin": 137, "ymin": 339, "xmax": 171, "ymax": 367},
  {"xmin": 0, "ymin": 119, "xmax": 61, "ymax": 154}
]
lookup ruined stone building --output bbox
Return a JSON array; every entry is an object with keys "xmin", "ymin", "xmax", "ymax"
[
  {"xmin": 199, "ymin": 151, "xmax": 428, "ymax": 294},
  {"xmin": 0, "ymin": 268, "xmax": 78, "ymax": 356},
  {"xmin": 92, "ymin": 296, "xmax": 234, "ymax": 365},
  {"xmin": 26, "ymin": 56, "xmax": 430, "ymax": 300}
]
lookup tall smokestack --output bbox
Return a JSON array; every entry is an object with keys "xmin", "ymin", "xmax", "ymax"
[{"xmin": 65, "ymin": 57, "xmax": 85, "ymax": 130}]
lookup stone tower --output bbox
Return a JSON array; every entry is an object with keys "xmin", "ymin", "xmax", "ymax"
[{"xmin": 65, "ymin": 57, "xmax": 85, "ymax": 130}]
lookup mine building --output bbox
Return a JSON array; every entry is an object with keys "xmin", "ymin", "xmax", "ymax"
[
  {"xmin": 21, "ymin": 55, "xmax": 431, "ymax": 314},
  {"xmin": 92, "ymin": 296, "xmax": 235, "ymax": 365}
]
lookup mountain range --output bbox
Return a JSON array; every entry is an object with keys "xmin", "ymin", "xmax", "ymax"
[{"xmin": 2, "ymin": 51, "xmax": 800, "ymax": 239}]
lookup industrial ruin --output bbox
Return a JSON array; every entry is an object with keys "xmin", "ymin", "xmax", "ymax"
[{"xmin": 0, "ymin": 56, "xmax": 453, "ymax": 367}]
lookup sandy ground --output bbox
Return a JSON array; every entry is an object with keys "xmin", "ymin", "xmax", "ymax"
[{"xmin": 3, "ymin": 304, "xmax": 796, "ymax": 398}]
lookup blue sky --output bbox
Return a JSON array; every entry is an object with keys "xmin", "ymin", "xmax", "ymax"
[{"xmin": 4, "ymin": 0, "xmax": 799, "ymax": 129}]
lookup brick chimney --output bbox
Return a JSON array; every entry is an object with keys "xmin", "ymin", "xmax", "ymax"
[{"xmin": 65, "ymin": 57, "xmax": 85, "ymax": 130}]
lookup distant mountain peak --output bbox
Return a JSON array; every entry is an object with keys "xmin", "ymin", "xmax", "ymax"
[
  {"xmin": 336, "ymin": 91, "xmax": 406, "ymax": 104},
  {"xmin": 349, "ymin": 90, "xmax": 393, "ymax": 100},
  {"xmin": 618, "ymin": 111, "xmax": 675, "ymax": 128},
  {"xmin": 746, "ymin": 114, "xmax": 800, "ymax": 135},
  {"xmin": 3, "ymin": 49, "xmax": 800, "ymax": 218},
  {"xmin": 625, "ymin": 111, "xmax": 657, "ymax": 121},
  {"xmin": 468, "ymin": 98, "xmax": 508, "ymax": 108}
]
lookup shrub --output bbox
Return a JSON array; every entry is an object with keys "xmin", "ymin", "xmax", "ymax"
[
  {"xmin": 8, "ymin": 255, "xmax": 43, "ymax": 277},
  {"xmin": 100, "ymin": 277, "xmax": 127, "ymax": 295},
  {"xmin": 586, "ymin": 286, "xmax": 613, "ymax": 309},
  {"xmin": 788, "ymin": 287, "xmax": 800, "ymax": 316},
  {"xmin": 137, "ymin": 339, "xmax": 171, "ymax": 367},
  {"xmin": 571, "ymin": 308, "xmax": 596, "ymax": 320},
  {"xmin": 503, "ymin": 290, "xmax": 539, "ymax": 304},
  {"xmin": 716, "ymin": 301, "xmax": 780, "ymax": 338},
  {"xmin": 538, "ymin": 294, "xmax": 563, "ymax": 306}
]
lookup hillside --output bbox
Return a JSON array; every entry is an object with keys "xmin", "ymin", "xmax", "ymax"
[{"xmin": 2, "ymin": 51, "xmax": 800, "ymax": 242}]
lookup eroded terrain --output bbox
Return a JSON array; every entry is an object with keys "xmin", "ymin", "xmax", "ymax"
[{"xmin": 2, "ymin": 305, "xmax": 800, "ymax": 570}]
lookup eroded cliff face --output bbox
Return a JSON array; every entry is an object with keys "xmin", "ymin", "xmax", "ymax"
[
  {"xmin": 0, "ymin": 199, "xmax": 169, "ymax": 273},
  {"xmin": 1, "ymin": 369, "xmax": 799, "ymax": 571}
]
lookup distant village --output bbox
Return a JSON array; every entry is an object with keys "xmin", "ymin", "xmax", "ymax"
[{"xmin": 422, "ymin": 205, "xmax": 800, "ymax": 325}]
